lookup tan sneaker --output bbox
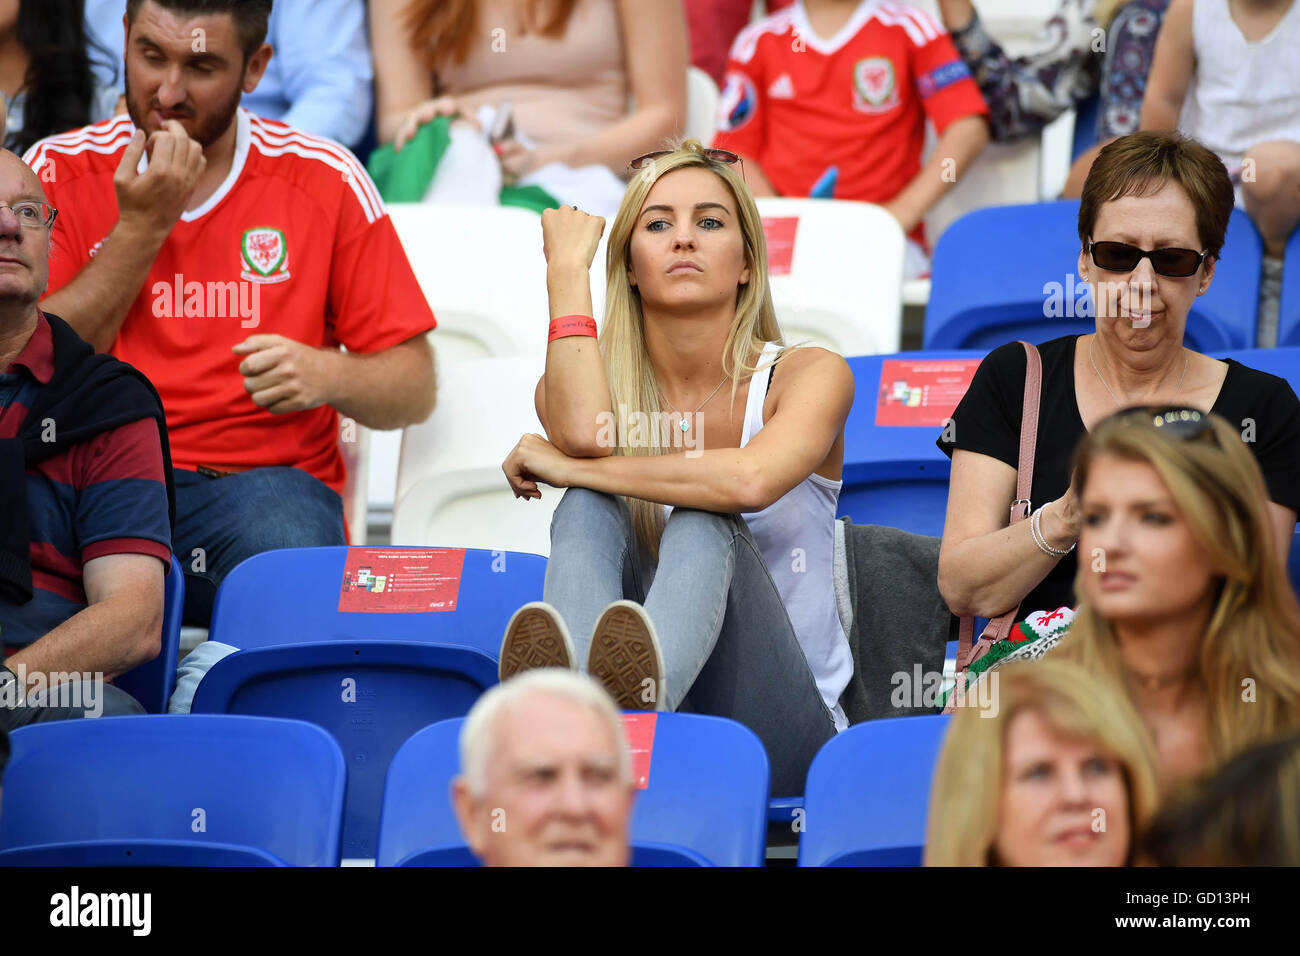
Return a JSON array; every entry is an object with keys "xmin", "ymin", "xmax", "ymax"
[
  {"xmin": 498, "ymin": 602, "xmax": 576, "ymax": 682},
  {"xmin": 586, "ymin": 600, "xmax": 665, "ymax": 711}
]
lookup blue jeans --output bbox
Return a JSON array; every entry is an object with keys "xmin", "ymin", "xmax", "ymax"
[
  {"xmin": 545, "ymin": 487, "xmax": 838, "ymax": 796},
  {"xmin": 172, "ymin": 467, "xmax": 346, "ymax": 626}
]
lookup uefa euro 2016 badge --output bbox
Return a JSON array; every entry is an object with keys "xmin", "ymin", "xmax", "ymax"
[
  {"xmin": 853, "ymin": 57, "xmax": 899, "ymax": 114},
  {"xmin": 240, "ymin": 227, "xmax": 291, "ymax": 284}
]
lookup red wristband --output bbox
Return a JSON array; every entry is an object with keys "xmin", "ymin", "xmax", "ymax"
[{"xmin": 548, "ymin": 314, "xmax": 597, "ymax": 342}]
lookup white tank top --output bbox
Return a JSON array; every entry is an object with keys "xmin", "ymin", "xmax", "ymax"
[
  {"xmin": 738, "ymin": 342, "xmax": 853, "ymax": 731},
  {"xmin": 1180, "ymin": 0, "xmax": 1300, "ymax": 169},
  {"xmin": 660, "ymin": 343, "xmax": 853, "ymax": 730}
]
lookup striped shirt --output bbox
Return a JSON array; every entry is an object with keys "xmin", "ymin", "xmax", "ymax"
[{"xmin": 0, "ymin": 314, "xmax": 171, "ymax": 648}]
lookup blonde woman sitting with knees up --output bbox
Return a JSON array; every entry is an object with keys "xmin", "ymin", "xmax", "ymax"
[
  {"xmin": 499, "ymin": 141, "xmax": 855, "ymax": 796},
  {"xmin": 1057, "ymin": 407, "xmax": 1300, "ymax": 784},
  {"xmin": 926, "ymin": 659, "xmax": 1161, "ymax": 867}
]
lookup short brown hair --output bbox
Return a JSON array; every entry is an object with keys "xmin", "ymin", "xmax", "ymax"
[
  {"xmin": 1078, "ymin": 131, "xmax": 1235, "ymax": 260},
  {"xmin": 126, "ymin": 0, "xmax": 272, "ymax": 63}
]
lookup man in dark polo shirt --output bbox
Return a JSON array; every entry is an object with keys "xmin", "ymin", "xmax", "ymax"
[{"xmin": 0, "ymin": 149, "xmax": 172, "ymax": 731}]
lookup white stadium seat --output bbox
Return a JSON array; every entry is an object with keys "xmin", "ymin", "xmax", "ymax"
[
  {"xmin": 687, "ymin": 66, "xmax": 720, "ymax": 146},
  {"xmin": 755, "ymin": 197, "xmax": 904, "ymax": 357},
  {"xmin": 391, "ymin": 354, "xmax": 559, "ymax": 556},
  {"xmin": 377, "ymin": 203, "xmax": 607, "ymax": 516}
]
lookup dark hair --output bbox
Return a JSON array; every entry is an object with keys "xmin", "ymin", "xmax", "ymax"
[
  {"xmin": 1078, "ymin": 131, "xmax": 1235, "ymax": 261},
  {"xmin": 126, "ymin": 0, "xmax": 273, "ymax": 62},
  {"xmin": 1141, "ymin": 730, "xmax": 1300, "ymax": 866},
  {"xmin": 8, "ymin": 0, "xmax": 115, "ymax": 156}
]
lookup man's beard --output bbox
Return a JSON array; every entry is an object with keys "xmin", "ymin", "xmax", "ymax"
[{"xmin": 124, "ymin": 71, "xmax": 243, "ymax": 148}]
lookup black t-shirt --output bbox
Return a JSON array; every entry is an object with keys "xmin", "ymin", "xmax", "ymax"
[{"xmin": 937, "ymin": 335, "xmax": 1300, "ymax": 614}]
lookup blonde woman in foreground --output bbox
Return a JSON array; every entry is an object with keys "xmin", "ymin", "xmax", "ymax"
[
  {"xmin": 500, "ymin": 140, "xmax": 854, "ymax": 795},
  {"xmin": 1060, "ymin": 407, "xmax": 1300, "ymax": 784},
  {"xmin": 926, "ymin": 659, "xmax": 1161, "ymax": 866}
]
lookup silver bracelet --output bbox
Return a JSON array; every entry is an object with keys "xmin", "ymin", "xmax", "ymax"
[{"xmin": 1030, "ymin": 504, "xmax": 1074, "ymax": 557}]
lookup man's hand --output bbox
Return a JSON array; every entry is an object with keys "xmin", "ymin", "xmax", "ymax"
[
  {"xmin": 113, "ymin": 120, "xmax": 205, "ymax": 239},
  {"xmin": 234, "ymin": 334, "xmax": 338, "ymax": 414}
]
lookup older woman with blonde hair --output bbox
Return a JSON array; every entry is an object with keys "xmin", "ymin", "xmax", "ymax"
[
  {"xmin": 939, "ymin": 131, "xmax": 1300, "ymax": 627},
  {"xmin": 498, "ymin": 140, "xmax": 855, "ymax": 794},
  {"xmin": 1059, "ymin": 407, "xmax": 1300, "ymax": 783},
  {"xmin": 926, "ymin": 658, "xmax": 1161, "ymax": 867}
]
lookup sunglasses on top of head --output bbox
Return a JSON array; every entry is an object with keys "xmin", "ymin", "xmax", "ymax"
[
  {"xmin": 1086, "ymin": 238, "xmax": 1210, "ymax": 278},
  {"xmin": 1116, "ymin": 406, "xmax": 1219, "ymax": 442},
  {"xmin": 627, "ymin": 147, "xmax": 745, "ymax": 181}
]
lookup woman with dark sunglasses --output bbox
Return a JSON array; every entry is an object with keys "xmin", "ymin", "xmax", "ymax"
[
  {"xmin": 937, "ymin": 130, "xmax": 1300, "ymax": 627},
  {"xmin": 1058, "ymin": 408, "xmax": 1300, "ymax": 784}
]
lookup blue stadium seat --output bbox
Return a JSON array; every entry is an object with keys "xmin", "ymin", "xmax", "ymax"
[
  {"xmin": 113, "ymin": 554, "xmax": 183, "ymax": 714},
  {"xmin": 1275, "ymin": 227, "xmax": 1300, "ymax": 347},
  {"xmin": 191, "ymin": 546, "xmax": 544, "ymax": 859},
  {"xmin": 798, "ymin": 714, "xmax": 951, "ymax": 867},
  {"xmin": 0, "ymin": 715, "xmax": 345, "ymax": 866},
  {"xmin": 376, "ymin": 712, "xmax": 770, "ymax": 867},
  {"xmin": 841, "ymin": 350, "xmax": 986, "ymax": 537},
  {"xmin": 924, "ymin": 201, "xmax": 1259, "ymax": 352},
  {"xmin": 1071, "ymin": 93, "xmax": 1100, "ymax": 161}
]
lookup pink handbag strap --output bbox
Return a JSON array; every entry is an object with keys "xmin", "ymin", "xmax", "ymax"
[{"xmin": 954, "ymin": 341, "xmax": 1043, "ymax": 673}]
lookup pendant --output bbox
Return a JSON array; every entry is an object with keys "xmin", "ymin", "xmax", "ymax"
[{"xmin": 679, "ymin": 419, "xmax": 690, "ymax": 433}]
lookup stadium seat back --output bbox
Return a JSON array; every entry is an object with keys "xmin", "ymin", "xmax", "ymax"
[
  {"xmin": 0, "ymin": 715, "xmax": 345, "ymax": 866},
  {"xmin": 192, "ymin": 642, "xmax": 497, "ymax": 860},
  {"xmin": 339, "ymin": 421, "xmax": 369, "ymax": 544},
  {"xmin": 1276, "ymin": 228, "xmax": 1300, "ymax": 347},
  {"xmin": 387, "ymin": 203, "xmax": 551, "ymax": 366},
  {"xmin": 377, "ymin": 712, "xmax": 770, "ymax": 867},
  {"xmin": 840, "ymin": 351, "xmax": 986, "ymax": 535},
  {"xmin": 755, "ymin": 197, "xmax": 904, "ymax": 357},
  {"xmin": 207, "ymin": 546, "xmax": 545, "ymax": 655},
  {"xmin": 198, "ymin": 545, "xmax": 542, "ymax": 858},
  {"xmin": 799, "ymin": 714, "xmax": 951, "ymax": 867},
  {"xmin": 113, "ymin": 554, "xmax": 184, "ymax": 714},
  {"xmin": 392, "ymin": 354, "xmax": 562, "ymax": 555},
  {"xmin": 686, "ymin": 66, "xmax": 719, "ymax": 145}
]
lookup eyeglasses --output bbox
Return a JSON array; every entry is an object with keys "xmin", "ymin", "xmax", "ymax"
[
  {"xmin": 0, "ymin": 202, "xmax": 57, "ymax": 230},
  {"xmin": 627, "ymin": 148, "xmax": 745, "ymax": 181},
  {"xmin": 1087, "ymin": 239, "xmax": 1208, "ymax": 278}
]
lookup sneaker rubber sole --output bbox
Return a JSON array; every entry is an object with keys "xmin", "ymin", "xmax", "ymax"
[
  {"xmin": 586, "ymin": 600, "xmax": 665, "ymax": 710},
  {"xmin": 498, "ymin": 601, "xmax": 576, "ymax": 682}
]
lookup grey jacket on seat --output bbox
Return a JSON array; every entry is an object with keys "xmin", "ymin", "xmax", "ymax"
[{"xmin": 833, "ymin": 518, "xmax": 956, "ymax": 724}]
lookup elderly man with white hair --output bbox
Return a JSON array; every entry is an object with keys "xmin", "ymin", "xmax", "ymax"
[{"xmin": 452, "ymin": 669, "xmax": 636, "ymax": 867}]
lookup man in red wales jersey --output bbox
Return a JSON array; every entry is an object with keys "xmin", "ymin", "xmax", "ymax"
[{"xmin": 25, "ymin": 0, "xmax": 437, "ymax": 626}]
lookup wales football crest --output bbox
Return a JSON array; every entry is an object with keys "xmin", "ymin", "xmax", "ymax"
[{"xmin": 240, "ymin": 227, "xmax": 291, "ymax": 283}]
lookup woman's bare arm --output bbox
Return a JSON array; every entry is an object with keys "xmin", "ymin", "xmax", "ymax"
[
  {"xmin": 938, "ymin": 449, "xmax": 1080, "ymax": 617},
  {"xmin": 370, "ymin": 0, "xmax": 436, "ymax": 144},
  {"xmin": 1139, "ymin": 0, "xmax": 1195, "ymax": 131},
  {"xmin": 535, "ymin": 207, "xmax": 614, "ymax": 457},
  {"xmin": 550, "ymin": 0, "xmax": 687, "ymax": 172},
  {"xmin": 508, "ymin": 349, "xmax": 854, "ymax": 511}
]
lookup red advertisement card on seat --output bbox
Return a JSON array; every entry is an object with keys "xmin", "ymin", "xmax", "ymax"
[
  {"xmin": 338, "ymin": 548, "xmax": 466, "ymax": 613},
  {"xmin": 621, "ymin": 713, "xmax": 658, "ymax": 790},
  {"xmin": 761, "ymin": 216, "xmax": 798, "ymax": 275},
  {"xmin": 875, "ymin": 358, "xmax": 981, "ymax": 427}
]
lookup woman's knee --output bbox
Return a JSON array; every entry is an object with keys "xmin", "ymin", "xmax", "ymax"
[
  {"xmin": 1242, "ymin": 142, "xmax": 1300, "ymax": 207},
  {"xmin": 552, "ymin": 487, "xmax": 627, "ymax": 528}
]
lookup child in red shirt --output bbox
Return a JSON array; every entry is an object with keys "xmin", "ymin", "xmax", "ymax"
[{"xmin": 713, "ymin": 0, "xmax": 990, "ymax": 275}]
